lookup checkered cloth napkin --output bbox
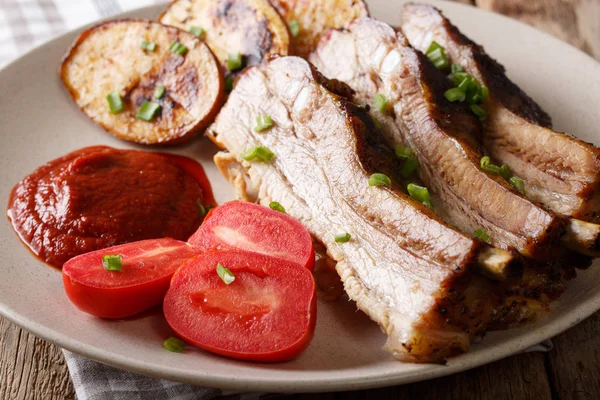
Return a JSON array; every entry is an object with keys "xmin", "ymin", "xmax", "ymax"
[{"xmin": 0, "ymin": 1, "xmax": 554, "ymax": 398}]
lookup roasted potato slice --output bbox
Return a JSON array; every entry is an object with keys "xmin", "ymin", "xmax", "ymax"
[
  {"xmin": 159, "ymin": 0, "xmax": 289, "ymax": 77},
  {"xmin": 270, "ymin": 0, "xmax": 369, "ymax": 58},
  {"xmin": 60, "ymin": 19, "xmax": 224, "ymax": 145}
]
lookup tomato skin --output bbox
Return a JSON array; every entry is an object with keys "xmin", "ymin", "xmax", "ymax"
[
  {"xmin": 188, "ymin": 201, "xmax": 315, "ymax": 271},
  {"xmin": 163, "ymin": 250, "xmax": 317, "ymax": 362},
  {"xmin": 63, "ymin": 272, "xmax": 173, "ymax": 319},
  {"xmin": 62, "ymin": 238, "xmax": 197, "ymax": 319}
]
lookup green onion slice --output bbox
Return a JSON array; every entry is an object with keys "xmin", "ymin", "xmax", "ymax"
[
  {"xmin": 153, "ymin": 85, "xmax": 166, "ymax": 100},
  {"xmin": 189, "ymin": 26, "xmax": 205, "ymax": 38},
  {"xmin": 444, "ymin": 87, "xmax": 466, "ymax": 103},
  {"xmin": 102, "ymin": 254, "xmax": 122, "ymax": 271},
  {"xmin": 368, "ymin": 173, "xmax": 391, "ymax": 187},
  {"xmin": 480, "ymin": 156, "xmax": 500, "ymax": 174},
  {"xmin": 401, "ymin": 157, "xmax": 419, "ymax": 178},
  {"xmin": 169, "ymin": 41, "xmax": 188, "ymax": 56},
  {"xmin": 140, "ymin": 40, "xmax": 156, "ymax": 51},
  {"xmin": 225, "ymin": 76, "xmax": 234, "ymax": 92},
  {"xmin": 163, "ymin": 337, "xmax": 185, "ymax": 353},
  {"xmin": 470, "ymin": 104, "xmax": 487, "ymax": 120},
  {"xmin": 451, "ymin": 64, "xmax": 463, "ymax": 74},
  {"xmin": 425, "ymin": 41, "xmax": 449, "ymax": 70},
  {"xmin": 240, "ymin": 146, "xmax": 275, "ymax": 162},
  {"xmin": 481, "ymin": 86, "xmax": 489, "ymax": 99},
  {"xmin": 254, "ymin": 115, "xmax": 274, "ymax": 132},
  {"xmin": 269, "ymin": 201, "xmax": 286, "ymax": 213},
  {"xmin": 197, "ymin": 203, "xmax": 213, "ymax": 219},
  {"xmin": 373, "ymin": 93, "xmax": 390, "ymax": 114},
  {"xmin": 335, "ymin": 232, "xmax": 351, "ymax": 243},
  {"xmin": 474, "ymin": 228, "xmax": 490, "ymax": 243},
  {"xmin": 407, "ymin": 183, "xmax": 433, "ymax": 209},
  {"xmin": 136, "ymin": 101, "xmax": 162, "ymax": 121},
  {"xmin": 228, "ymin": 51, "xmax": 243, "ymax": 71},
  {"xmin": 509, "ymin": 176, "xmax": 525, "ymax": 194},
  {"xmin": 499, "ymin": 164, "xmax": 512, "ymax": 180},
  {"xmin": 106, "ymin": 92, "xmax": 124, "ymax": 113},
  {"xmin": 395, "ymin": 145, "xmax": 413, "ymax": 159},
  {"xmin": 288, "ymin": 20, "xmax": 300, "ymax": 38},
  {"xmin": 216, "ymin": 263, "xmax": 235, "ymax": 285}
]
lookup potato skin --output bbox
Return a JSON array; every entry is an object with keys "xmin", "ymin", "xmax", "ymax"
[
  {"xmin": 270, "ymin": 0, "xmax": 369, "ymax": 58},
  {"xmin": 60, "ymin": 19, "xmax": 224, "ymax": 145},
  {"xmin": 158, "ymin": 0, "xmax": 290, "ymax": 76}
]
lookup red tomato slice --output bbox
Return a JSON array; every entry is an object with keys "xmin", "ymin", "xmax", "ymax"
[
  {"xmin": 159, "ymin": 152, "xmax": 217, "ymax": 207},
  {"xmin": 62, "ymin": 238, "xmax": 197, "ymax": 319},
  {"xmin": 188, "ymin": 201, "xmax": 315, "ymax": 271},
  {"xmin": 163, "ymin": 250, "xmax": 317, "ymax": 362}
]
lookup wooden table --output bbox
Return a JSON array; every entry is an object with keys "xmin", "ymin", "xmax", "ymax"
[{"xmin": 2, "ymin": 0, "xmax": 599, "ymax": 398}]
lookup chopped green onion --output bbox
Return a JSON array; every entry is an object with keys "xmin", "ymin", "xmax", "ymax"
[
  {"xmin": 466, "ymin": 92, "xmax": 482, "ymax": 105},
  {"xmin": 269, "ymin": 201, "xmax": 286, "ymax": 213},
  {"xmin": 457, "ymin": 77, "xmax": 474, "ymax": 93},
  {"xmin": 140, "ymin": 40, "xmax": 156, "ymax": 51},
  {"xmin": 228, "ymin": 51, "xmax": 243, "ymax": 71},
  {"xmin": 240, "ymin": 146, "xmax": 275, "ymax": 162},
  {"xmin": 153, "ymin": 85, "xmax": 166, "ymax": 99},
  {"xmin": 444, "ymin": 87, "xmax": 466, "ymax": 103},
  {"xmin": 407, "ymin": 183, "xmax": 433, "ymax": 209},
  {"xmin": 470, "ymin": 104, "xmax": 487, "ymax": 120},
  {"xmin": 401, "ymin": 157, "xmax": 419, "ymax": 178},
  {"xmin": 449, "ymin": 71, "xmax": 469, "ymax": 87},
  {"xmin": 225, "ymin": 76, "xmax": 234, "ymax": 92},
  {"xmin": 189, "ymin": 26, "xmax": 205, "ymax": 38},
  {"xmin": 334, "ymin": 232, "xmax": 351, "ymax": 243},
  {"xmin": 136, "ymin": 101, "xmax": 162, "ymax": 121},
  {"xmin": 288, "ymin": 20, "xmax": 300, "ymax": 38},
  {"xmin": 474, "ymin": 228, "xmax": 490, "ymax": 243},
  {"xmin": 254, "ymin": 115, "xmax": 274, "ymax": 132},
  {"xmin": 163, "ymin": 337, "xmax": 185, "ymax": 353},
  {"xmin": 106, "ymin": 92, "xmax": 124, "ymax": 113},
  {"xmin": 499, "ymin": 164, "xmax": 512, "ymax": 180},
  {"xmin": 373, "ymin": 93, "xmax": 390, "ymax": 114},
  {"xmin": 451, "ymin": 64, "xmax": 463, "ymax": 73},
  {"xmin": 216, "ymin": 263, "xmax": 235, "ymax": 285},
  {"xmin": 169, "ymin": 41, "xmax": 188, "ymax": 56},
  {"xmin": 480, "ymin": 156, "xmax": 500, "ymax": 174},
  {"xmin": 481, "ymin": 86, "xmax": 489, "ymax": 99},
  {"xmin": 394, "ymin": 145, "xmax": 413, "ymax": 159},
  {"xmin": 368, "ymin": 173, "xmax": 391, "ymax": 187},
  {"xmin": 197, "ymin": 203, "xmax": 213, "ymax": 218},
  {"xmin": 509, "ymin": 176, "xmax": 525, "ymax": 194},
  {"xmin": 425, "ymin": 41, "xmax": 449, "ymax": 70},
  {"xmin": 102, "ymin": 254, "xmax": 122, "ymax": 271}
]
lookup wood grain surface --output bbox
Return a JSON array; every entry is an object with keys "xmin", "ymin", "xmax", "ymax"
[{"xmin": 2, "ymin": 0, "xmax": 600, "ymax": 399}]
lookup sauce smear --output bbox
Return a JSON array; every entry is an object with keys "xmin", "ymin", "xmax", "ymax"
[{"xmin": 7, "ymin": 146, "xmax": 214, "ymax": 268}]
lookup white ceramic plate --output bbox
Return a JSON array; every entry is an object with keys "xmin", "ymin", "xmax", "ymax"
[{"xmin": 1, "ymin": 0, "xmax": 600, "ymax": 393}]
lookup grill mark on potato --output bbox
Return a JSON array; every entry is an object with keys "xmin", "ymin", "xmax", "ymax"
[{"xmin": 212, "ymin": 0, "xmax": 274, "ymax": 66}]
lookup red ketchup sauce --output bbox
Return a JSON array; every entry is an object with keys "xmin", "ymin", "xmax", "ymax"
[{"xmin": 7, "ymin": 146, "xmax": 215, "ymax": 268}]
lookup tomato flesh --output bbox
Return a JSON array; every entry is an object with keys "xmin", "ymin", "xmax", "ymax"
[
  {"xmin": 163, "ymin": 251, "xmax": 317, "ymax": 362},
  {"xmin": 188, "ymin": 201, "xmax": 315, "ymax": 271},
  {"xmin": 63, "ymin": 238, "xmax": 197, "ymax": 318}
]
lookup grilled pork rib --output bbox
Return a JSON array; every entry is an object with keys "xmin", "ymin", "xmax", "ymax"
[
  {"xmin": 400, "ymin": 3, "xmax": 600, "ymax": 223},
  {"xmin": 309, "ymin": 18, "xmax": 564, "ymax": 259},
  {"xmin": 208, "ymin": 56, "xmax": 532, "ymax": 362}
]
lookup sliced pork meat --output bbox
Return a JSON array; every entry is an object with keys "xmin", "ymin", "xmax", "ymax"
[
  {"xmin": 401, "ymin": 3, "xmax": 600, "ymax": 223},
  {"xmin": 207, "ymin": 55, "xmax": 531, "ymax": 362},
  {"xmin": 309, "ymin": 18, "xmax": 564, "ymax": 260}
]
